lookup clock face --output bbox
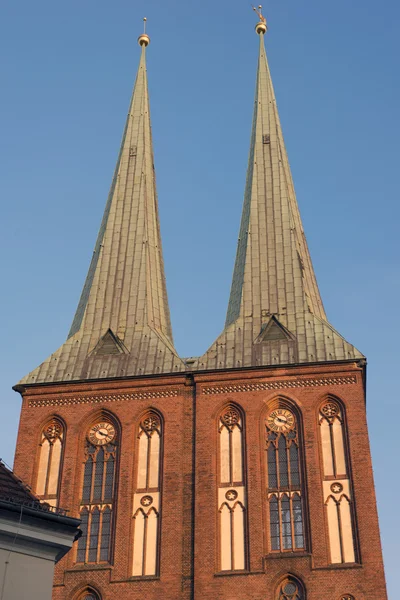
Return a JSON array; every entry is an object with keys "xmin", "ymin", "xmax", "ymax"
[
  {"xmin": 88, "ymin": 422, "xmax": 116, "ymax": 446},
  {"xmin": 267, "ymin": 409, "xmax": 295, "ymax": 433}
]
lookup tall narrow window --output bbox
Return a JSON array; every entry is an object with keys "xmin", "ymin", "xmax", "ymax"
[
  {"xmin": 36, "ymin": 418, "xmax": 64, "ymax": 507},
  {"xmin": 218, "ymin": 405, "xmax": 247, "ymax": 571},
  {"xmin": 265, "ymin": 404, "xmax": 305, "ymax": 553},
  {"xmin": 319, "ymin": 399, "xmax": 357, "ymax": 564},
  {"xmin": 77, "ymin": 418, "xmax": 118, "ymax": 564},
  {"xmin": 277, "ymin": 576, "xmax": 305, "ymax": 599},
  {"xmin": 132, "ymin": 411, "xmax": 162, "ymax": 576}
]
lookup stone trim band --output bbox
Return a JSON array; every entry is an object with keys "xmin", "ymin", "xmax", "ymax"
[
  {"xmin": 202, "ymin": 376, "xmax": 357, "ymax": 395},
  {"xmin": 29, "ymin": 389, "xmax": 179, "ymax": 408}
]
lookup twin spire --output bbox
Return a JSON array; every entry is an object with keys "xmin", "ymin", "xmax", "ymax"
[{"xmin": 20, "ymin": 15, "xmax": 362, "ymax": 385}]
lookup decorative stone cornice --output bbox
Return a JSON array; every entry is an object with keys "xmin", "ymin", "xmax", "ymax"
[
  {"xmin": 28, "ymin": 389, "xmax": 179, "ymax": 408},
  {"xmin": 202, "ymin": 375, "xmax": 357, "ymax": 395}
]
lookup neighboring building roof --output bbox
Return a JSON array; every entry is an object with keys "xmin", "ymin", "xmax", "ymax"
[
  {"xmin": 0, "ymin": 460, "xmax": 72, "ymax": 520},
  {"xmin": 193, "ymin": 24, "xmax": 363, "ymax": 371},
  {"xmin": 19, "ymin": 37, "xmax": 185, "ymax": 385},
  {"xmin": 0, "ymin": 461, "xmax": 81, "ymax": 568},
  {"xmin": 0, "ymin": 460, "xmax": 38, "ymax": 506}
]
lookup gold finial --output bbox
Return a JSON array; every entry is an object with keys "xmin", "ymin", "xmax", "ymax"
[
  {"xmin": 138, "ymin": 17, "xmax": 150, "ymax": 47},
  {"xmin": 252, "ymin": 4, "xmax": 268, "ymax": 34}
]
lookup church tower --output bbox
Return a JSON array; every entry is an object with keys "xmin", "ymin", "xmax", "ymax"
[{"xmin": 13, "ymin": 13, "xmax": 387, "ymax": 600}]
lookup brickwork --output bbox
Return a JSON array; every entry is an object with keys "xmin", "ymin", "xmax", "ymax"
[{"xmin": 13, "ymin": 361, "xmax": 387, "ymax": 599}]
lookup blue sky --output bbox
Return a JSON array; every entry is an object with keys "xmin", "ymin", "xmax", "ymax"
[{"xmin": 1, "ymin": 0, "xmax": 398, "ymax": 594}]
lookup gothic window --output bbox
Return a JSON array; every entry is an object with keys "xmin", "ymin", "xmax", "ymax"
[
  {"xmin": 76, "ymin": 587, "xmax": 101, "ymax": 600},
  {"xmin": 319, "ymin": 399, "xmax": 357, "ymax": 564},
  {"xmin": 218, "ymin": 405, "xmax": 247, "ymax": 571},
  {"xmin": 132, "ymin": 411, "xmax": 162, "ymax": 576},
  {"xmin": 265, "ymin": 404, "xmax": 305, "ymax": 553},
  {"xmin": 276, "ymin": 576, "xmax": 305, "ymax": 599},
  {"xmin": 36, "ymin": 418, "xmax": 64, "ymax": 507},
  {"xmin": 77, "ymin": 418, "xmax": 118, "ymax": 565}
]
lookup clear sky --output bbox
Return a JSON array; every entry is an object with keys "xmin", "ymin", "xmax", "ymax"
[{"xmin": 1, "ymin": 0, "xmax": 398, "ymax": 595}]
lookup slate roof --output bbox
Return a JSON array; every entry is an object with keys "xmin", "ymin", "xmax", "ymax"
[
  {"xmin": 19, "ymin": 41, "xmax": 185, "ymax": 385},
  {"xmin": 193, "ymin": 29, "xmax": 363, "ymax": 371},
  {"xmin": 0, "ymin": 461, "xmax": 38, "ymax": 505}
]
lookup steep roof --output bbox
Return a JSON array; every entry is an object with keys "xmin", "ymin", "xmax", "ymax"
[
  {"xmin": 19, "ymin": 35, "xmax": 184, "ymax": 385},
  {"xmin": 0, "ymin": 461, "xmax": 38, "ymax": 505},
  {"xmin": 194, "ymin": 23, "xmax": 363, "ymax": 371}
]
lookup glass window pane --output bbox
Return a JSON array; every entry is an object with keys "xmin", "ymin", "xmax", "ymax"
[
  {"xmin": 77, "ymin": 510, "xmax": 89, "ymax": 563},
  {"xmin": 267, "ymin": 444, "xmax": 278, "ymax": 488},
  {"xmin": 289, "ymin": 443, "xmax": 300, "ymax": 487},
  {"xmin": 104, "ymin": 455, "xmax": 114, "ymax": 502},
  {"xmin": 82, "ymin": 458, "xmax": 93, "ymax": 503},
  {"xmin": 93, "ymin": 448, "xmax": 105, "ymax": 502},
  {"xmin": 100, "ymin": 508, "xmax": 112, "ymax": 562},
  {"xmin": 281, "ymin": 495, "xmax": 292, "ymax": 550},
  {"xmin": 88, "ymin": 509, "xmax": 100, "ymax": 562},
  {"xmin": 293, "ymin": 494, "xmax": 304, "ymax": 549},
  {"xmin": 278, "ymin": 436, "xmax": 289, "ymax": 487},
  {"xmin": 269, "ymin": 496, "xmax": 280, "ymax": 551}
]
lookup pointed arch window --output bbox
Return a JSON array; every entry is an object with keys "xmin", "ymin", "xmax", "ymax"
[
  {"xmin": 218, "ymin": 405, "xmax": 247, "ymax": 571},
  {"xmin": 132, "ymin": 411, "xmax": 162, "ymax": 576},
  {"xmin": 319, "ymin": 399, "xmax": 357, "ymax": 564},
  {"xmin": 265, "ymin": 404, "xmax": 306, "ymax": 553},
  {"xmin": 36, "ymin": 418, "xmax": 64, "ymax": 507},
  {"xmin": 276, "ymin": 576, "xmax": 305, "ymax": 600},
  {"xmin": 76, "ymin": 587, "xmax": 102, "ymax": 600},
  {"xmin": 77, "ymin": 418, "xmax": 118, "ymax": 565}
]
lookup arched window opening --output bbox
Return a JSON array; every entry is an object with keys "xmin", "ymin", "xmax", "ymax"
[
  {"xmin": 319, "ymin": 400, "xmax": 347, "ymax": 478},
  {"xmin": 319, "ymin": 399, "xmax": 357, "ymax": 564},
  {"xmin": 36, "ymin": 418, "xmax": 64, "ymax": 507},
  {"xmin": 277, "ymin": 576, "xmax": 305, "ymax": 600},
  {"xmin": 132, "ymin": 411, "xmax": 162, "ymax": 576},
  {"xmin": 77, "ymin": 587, "xmax": 101, "ymax": 600},
  {"xmin": 218, "ymin": 405, "xmax": 247, "ymax": 571},
  {"xmin": 265, "ymin": 404, "xmax": 305, "ymax": 553},
  {"xmin": 77, "ymin": 418, "xmax": 118, "ymax": 565},
  {"xmin": 219, "ymin": 405, "xmax": 244, "ymax": 485}
]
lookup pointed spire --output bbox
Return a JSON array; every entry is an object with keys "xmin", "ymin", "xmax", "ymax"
[
  {"xmin": 20, "ymin": 25, "xmax": 184, "ymax": 384},
  {"xmin": 196, "ymin": 16, "xmax": 363, "ymax": 370}
]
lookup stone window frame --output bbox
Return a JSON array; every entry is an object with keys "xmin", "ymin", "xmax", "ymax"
[
  {"xmin": 76, "ymin": 410, "xmax": 120, "ymax": 566},
  {"xmin": 263, "ymin": 397, "xmax": 309, "ymax": 555},
  {"xmin": 217, "ymin": 402, "xmax": 249, "ymax": 573}
]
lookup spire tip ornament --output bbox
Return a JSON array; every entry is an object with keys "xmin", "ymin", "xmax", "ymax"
[
  {"xmin": 252, "ymin": 4, "xmax": 267, "ymax": 34},
  {"xmin": 138, "ymin": 17, "xmax": 150, "ymax": 47}
]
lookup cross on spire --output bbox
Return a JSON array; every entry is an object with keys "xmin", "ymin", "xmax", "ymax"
[{"xmin": 252, "ymin": 4, "xmax": 266, "ymax": 24}]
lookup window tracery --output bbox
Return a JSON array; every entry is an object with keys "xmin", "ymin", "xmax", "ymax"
[
  {"xmin": 277, "ymin": 576, "xmax": 305, "ymax": 599},
  {"xmin": 132, "ymin": 411, "xmax": 162, "ymax": 576},
  {"xmin": 76, "ymin": 417, "xmax": 118, "ymax": 565},
  {"xmin": 218, "ymin": 404, "xmax": 247, "ymax": 571},
  {"xmin": 265, "ymin": 404, "xmax": 305, "ymax": 553},
  {"xmin": 77, "ymin": 587, "xmax": 101, "ymax": 600},
  {"xmin": 319, "ymin": 399, "xmax": 357, "ymax": 564},
  {"xmin": 36, "ymin": 418, "xmax": 64, "ymax": 507}
]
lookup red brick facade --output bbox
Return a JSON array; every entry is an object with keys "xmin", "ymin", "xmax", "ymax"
[{"xmin": 13, "ymin": 359, "xmax": 387, "ymax": 599}]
